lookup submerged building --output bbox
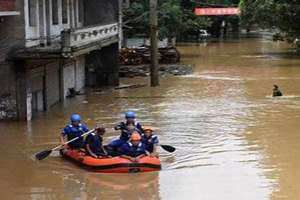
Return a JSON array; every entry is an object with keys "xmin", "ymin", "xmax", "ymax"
[{"xmin": 0, "ymin": 0, "xmax": 121, "ymax": 120}]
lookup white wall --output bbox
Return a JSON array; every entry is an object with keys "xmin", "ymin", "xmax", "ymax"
[
  {"xmin": 24, "ymin": 0, "xmax": 40, "ymax": 47},
  {"xmin": 36, "ymin": 91, "xmax": 44, "ymax": 111},
  {"xmin": 24, "ymin": 0, "xmax": 75, "ymax": 47},
  {"xmin": 62, "ymin": 56, "xmax": 85, "ymax": 98},
  {"xmin": 75, "ymin": 56, "xmax": 85, "ymax": 91},
  {"xmin": 63, "ymin": 62, "xmax": 75, "ymax": 98},
  {"xmin": 39, "ymin": 0, "xmax": 47, "ymax": 44},
  {"xmin": 62, "ymin": 0, "xmax": 71, "ymax": 29},
  {"xmin": 46, "ymin": 62, "xmax": 60, "ymax": 107},
  {"xmin": 49, "ymin": 0, "xmax": 68, "ymax": 37},
  {"xmin": 75, "ymin": 0, "xmax": 83, "ymax": 28}
]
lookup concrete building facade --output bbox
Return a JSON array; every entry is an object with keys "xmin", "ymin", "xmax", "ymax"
[{"xmin": 0, "ymin": 0, "xmax": 120, "ymax": 120}]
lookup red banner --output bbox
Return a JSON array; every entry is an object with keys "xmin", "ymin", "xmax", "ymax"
[
  {"xmin": 194, "ymin": 8, "xmax": 240, "ymax": 16},
  {"xmin": 0, "ymin": 0, "xmax": 15, "ymax": 11}
]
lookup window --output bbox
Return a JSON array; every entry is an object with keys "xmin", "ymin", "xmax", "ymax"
[
  {"xmin": 62, "ymin": 0, "xmax": 68, "ymax": 24},
  {"xmin": 78, "ymin": 0, "xmax": 83, "ymax": 23},
  {"xmin": 28, "ymin": 0, "xmax": 36, "ymax": 26},
  {"xmin": 52, "ymin": 0, "xmax": 58, "ymax": 25}
]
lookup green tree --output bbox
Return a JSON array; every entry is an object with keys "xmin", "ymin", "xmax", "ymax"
[
  {"xmin": 123, "ymin": 0, "xmax": 149, "ymax": 37},
  {"xmin": 240, "ymin": 0, "xmax": 300, "ymax": 49},
  {"xmin": 159, "ymin": 0, "xmax": 183, "ymax": 40},
  {"xmin": 123, "ymin": 0, "xmax": 184, "ymax": 40},
  {"xmin": 239, "ymin": 0, "xmax": 255, "ymax": 31},
  {"xmin": 123, "ymin": 0, "xmax": 241, "ymax": 42},
  {"xmin": 179, "ymin": 0, "xmax": 213, "ymax": 40},
  {"xmin": 123, "ymin": 0, "xmax": 212, "ymax": 41}
]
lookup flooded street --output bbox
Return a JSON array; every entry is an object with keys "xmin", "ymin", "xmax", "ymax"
[{"xmin": 1, "ymin": 34, "xmax": 300, "ymax": 199}]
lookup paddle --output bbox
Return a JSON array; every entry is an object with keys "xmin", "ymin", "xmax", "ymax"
[
  {"xmin": 35, "ymin": 129, "xmax": 95, "ymax": 160},
  {"xmin": 159, "ymin": 144, "xmax": 176, "ymax": 153}
]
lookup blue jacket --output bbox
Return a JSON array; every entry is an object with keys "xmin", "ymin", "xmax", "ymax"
[
  {"xmin": 142, "ymin": 134, "xmax": 159, "ymax": 153},
  {"xmin": 62, "ymin": 123, "xmax": 89, "ymax": 148},
  {"xmin": 85, "ymin": 133, "xmax": 105, "ymax": 156},
  {"xmin": 120, "ymin": 142, "xmax": 147, "ymax": 157},
  {"xmin": 114, "ymin": 121, "xmax": 143, "ymax": 141}
]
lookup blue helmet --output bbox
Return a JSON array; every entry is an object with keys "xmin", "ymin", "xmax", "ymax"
[
  {"xmin": 70, "ymin": 114, "xmax": 81, "ymax": 122},
  {"xmin": 125, "ymin": 111, "xmax": 136, "ymax": 119}
]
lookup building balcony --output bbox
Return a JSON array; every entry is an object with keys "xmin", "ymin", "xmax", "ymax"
[
  {"xmin": 15, "ymin": 23, "xmax": 119, "ymax": 59},
  {"xmin": 61, "ymin": 23, "xmax": 119, "ymax": 58}
]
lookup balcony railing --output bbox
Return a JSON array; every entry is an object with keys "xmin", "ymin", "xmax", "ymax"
[{"xmin": 61, "ymin": 23, "xmax": 119, "ymax": 57}]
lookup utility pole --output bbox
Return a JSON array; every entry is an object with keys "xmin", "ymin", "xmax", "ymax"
[
  {"xmin": 118, "ymin": 0, "xmax": 123, "ymax": 49},
  {"xmin": 149, "ymin": 0, "xmax": 159, "ymax": 86}
]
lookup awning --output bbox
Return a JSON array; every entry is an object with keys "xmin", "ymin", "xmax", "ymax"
[{"xmin": 0, "ymin": 0, "xmax": 20, "ymax": 16}]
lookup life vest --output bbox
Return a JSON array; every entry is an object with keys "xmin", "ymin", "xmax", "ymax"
[
  {"xmin": 62, "ymin": 123, "xmax": 88, "ymax": 148},
  {"xmin": 123, "ymin": 142, "xmax": 146, "ymax": 157},
  {"xmin": 142, "ymin": 134, "xmax": 158, "ymax": 152},
  {"xmin": 119, "ymin": 121, "xmax": 143, "ymax": 140}
]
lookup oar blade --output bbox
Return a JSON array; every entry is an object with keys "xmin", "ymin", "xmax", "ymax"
[
  {"xmin": 35, "ymin": 150, "xmax": 52, "ymax": 160},
  {"xmin": 160, "ymin": 145, "xmax": 176, "ymax": 153}
]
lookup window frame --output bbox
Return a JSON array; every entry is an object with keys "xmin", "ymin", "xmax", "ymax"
[
  {"xmin": 52, "ymin": 0, "xmax": 59, "ymax": 25},
  {"xmin": 28, "ymin": 0, "xmax": 37, "ymax": 27},
  {"xmin": 62, "ymin": 0, "xmax": 68, "ymax": 24}
]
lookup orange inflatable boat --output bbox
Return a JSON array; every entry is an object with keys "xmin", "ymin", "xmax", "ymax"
[{"xmin": 60, "ymin": 148, "xmax": 161, "ymax": 173}]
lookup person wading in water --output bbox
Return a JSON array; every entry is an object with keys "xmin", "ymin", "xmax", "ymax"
[{"xmin": 273, "ymin": 85, "xmax": 283, "ymax": 97}]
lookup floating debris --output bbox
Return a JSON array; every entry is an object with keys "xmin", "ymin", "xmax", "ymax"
[
  {"xmin": 119, "ymin": 64, "xmax": 194, "ymax": 78},
  {"xmin": 114, "ymin": 84, "xmax": 147, "ymax": 90},
  {"xmin": 120, "ymin": 46, "xmax": 180, "ymax": 65}
]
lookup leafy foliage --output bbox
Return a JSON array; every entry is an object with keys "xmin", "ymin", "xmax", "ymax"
[
  {"xmin": 240, "ymin": 0, "xmax": 300, "ymax": 44},
  {"xmin": 123, "ymin": 0, "xmax": 241, "ymax": 40},
  {"xmin": 123, "ymin": 0, "xmax": 213, "ymax": 39},
  {"xmin": 159, "ymin": 0, "xmax": 183, "ymax": 39},
  {"xmin": 123, "ymin": 0, "xmax": 149, "ymax": 37}
]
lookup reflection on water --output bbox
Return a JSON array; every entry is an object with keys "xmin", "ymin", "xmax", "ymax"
[
  {"xmin": 1, "ymin": 35, "xmax": 300, "ymax": 199},
  {"xmin": 52, "ymin": 171, "xmax": 160, "ymax": 200}
]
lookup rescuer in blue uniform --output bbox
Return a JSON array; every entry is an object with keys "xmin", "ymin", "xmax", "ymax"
[
  {"xmin": 142, "ymin": 126, "xmax": 159, "ymax": 157},
  {"xmin": 107, "ymin": 111, "xmax": 143, "ymax": 151},
  {"xmin": 60, "ymin": 114, "xmax": 89, "ymax": 149},
  {"xmin": 120, "ymin": 132, "xmax": 148, "ymax": 162},
  {"xmin": 85, "ymin": 126, "xmax": 108, "ymax": 158}
]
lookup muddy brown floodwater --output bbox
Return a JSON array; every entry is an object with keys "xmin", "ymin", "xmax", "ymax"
[{"xmin": 1, "ymin": 34, "xmax": 300, "ymax": 200}]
